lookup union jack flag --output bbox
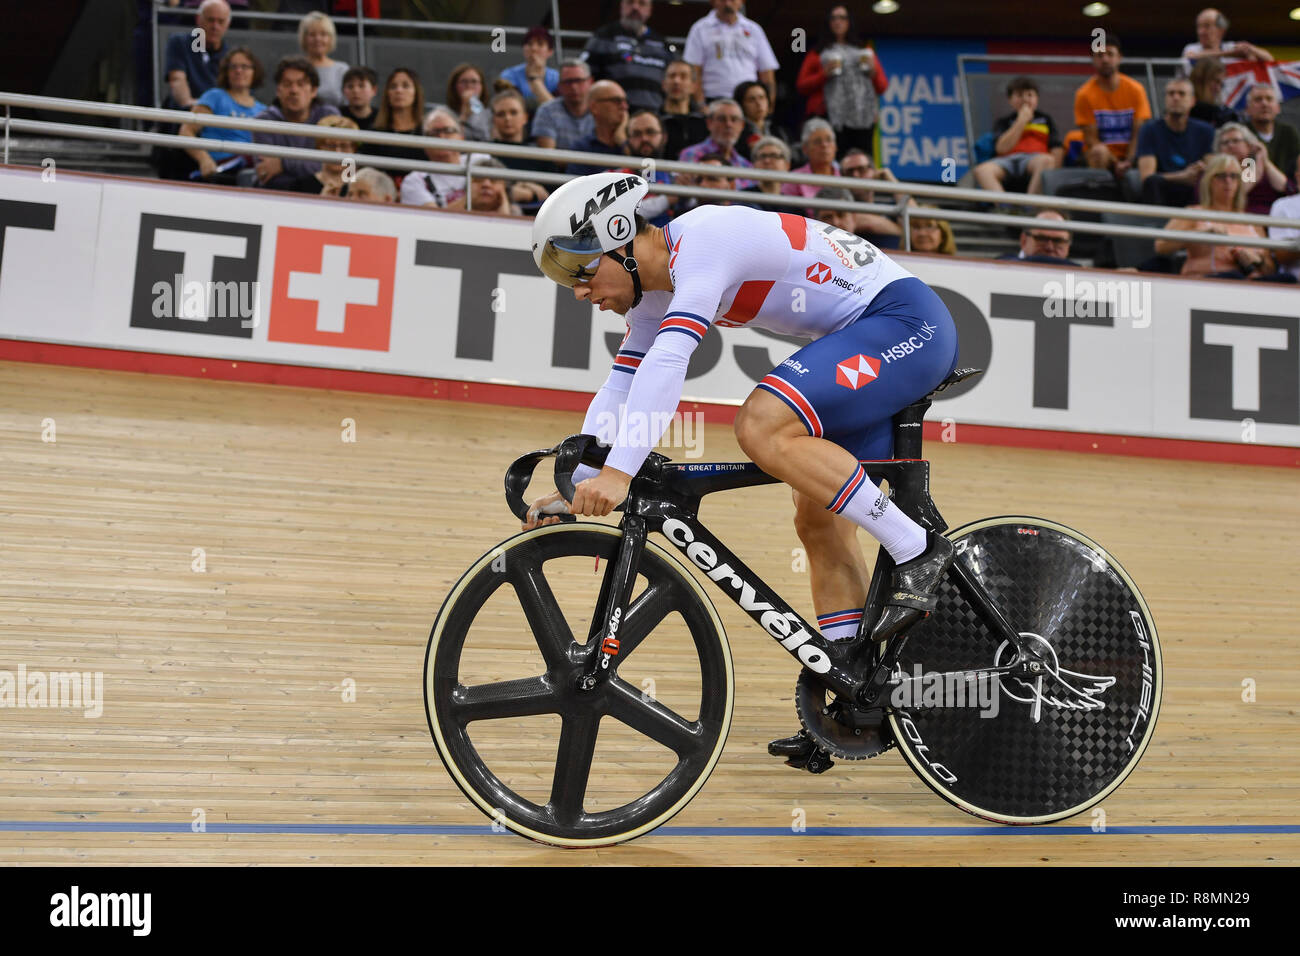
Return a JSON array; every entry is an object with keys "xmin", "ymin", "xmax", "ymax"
[{"xmin": 1222, "ymin": 60, "xmax": 1300, "ymax": 110}]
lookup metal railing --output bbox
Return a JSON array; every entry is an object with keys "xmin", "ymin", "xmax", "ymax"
[{"xmin": 2, "ymin": 92, "xmax": 1297, "ymax": 255}]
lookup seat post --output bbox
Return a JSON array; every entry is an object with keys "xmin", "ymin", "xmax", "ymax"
[{"xmin": 892, "ymin": 399, "xmax": 930, "ymax": 460}]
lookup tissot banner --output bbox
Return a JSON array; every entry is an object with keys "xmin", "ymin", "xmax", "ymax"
[{"xmin": 0, "ymin": 167, "xmax": 1297, "ymax": 448}]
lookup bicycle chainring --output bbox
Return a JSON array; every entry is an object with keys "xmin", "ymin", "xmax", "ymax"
[{"xmin": 794, "ymin": 669, "xmax": 895, "ymax": 760}]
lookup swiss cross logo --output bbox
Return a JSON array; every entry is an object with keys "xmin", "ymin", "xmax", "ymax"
[
  {"xmin": 835, "ymin": 353, "xmax": 881, "ymax": 389},
  {"xmin": 806, "ymin": 262, "xmax": 832, "ymax": 285},
  {"xmin": 268, "ymin": 227, "xmax": 397, "ymax": 350}
]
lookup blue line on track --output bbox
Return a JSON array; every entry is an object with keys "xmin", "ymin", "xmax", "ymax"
[{"xmin": 0, "ymin": 822, "xmax": 1295, "ymax": 836}]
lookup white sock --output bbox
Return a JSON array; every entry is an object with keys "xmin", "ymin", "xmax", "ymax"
[
  {"xmin": 817, "ymin": 608, "xmax": 863, "ymax": 642},
  {"xmin": 826, "ymin": 464, "xmax": 926, "ymax": 564}
]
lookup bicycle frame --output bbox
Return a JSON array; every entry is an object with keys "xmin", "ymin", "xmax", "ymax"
[{"xmin": 505, "ymin": 392, "xmax": 1044, "ymax": 708}]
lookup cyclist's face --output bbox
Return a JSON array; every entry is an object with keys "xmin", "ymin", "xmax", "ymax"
[{"xmin": 573, "ymin": 253, "xmax": 634, "ymax": 313}]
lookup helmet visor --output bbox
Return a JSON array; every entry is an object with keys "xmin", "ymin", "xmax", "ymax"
[{"xmin": 538, "ymin": 225, "xmax": 604, "ymax": 288}]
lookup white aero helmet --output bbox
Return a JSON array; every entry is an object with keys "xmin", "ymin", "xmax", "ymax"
[{"xmin": 532, "ymin": 171, "xmax": 650, "ymax": 303}]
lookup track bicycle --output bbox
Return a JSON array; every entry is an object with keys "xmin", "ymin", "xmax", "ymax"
[{"xmin": 424, "ymin": 368, "xmax": 1163, "ymax": 847}]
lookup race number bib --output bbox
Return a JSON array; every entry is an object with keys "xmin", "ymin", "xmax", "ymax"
[{"xmin": 815, "ymin": 222, "xmax": 877, "ymax": 270}]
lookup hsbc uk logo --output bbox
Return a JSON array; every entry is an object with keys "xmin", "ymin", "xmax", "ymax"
[
  {"xmin": 806, "ymin": 262, "xmax": 832, "ymax": 285},
  {"xmin": 882, "ymin": 322, "xmax": 938, "ymax": 364},
  {"xmin": 836, "ymin": 353, "xmax": 881, "ymax": 390}
]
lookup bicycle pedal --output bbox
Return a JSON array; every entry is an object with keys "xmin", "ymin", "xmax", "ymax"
[{"xmin": 786, "ymin": 748, "xmax": 835, "ymax": 774}]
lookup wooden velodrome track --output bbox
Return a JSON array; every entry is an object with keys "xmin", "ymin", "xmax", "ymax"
[{"xmin": 0, "ymin": 356, "xmax": 1296, "ymax": 866}]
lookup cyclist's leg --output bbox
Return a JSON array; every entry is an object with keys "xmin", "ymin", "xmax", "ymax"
[
  {"xmin": 791, "ymin": 489, "xmax": 870, "ymax": 638},
  {"xmin": 735, "ymin": 277, "xmax": 957, "ymax": 560}
]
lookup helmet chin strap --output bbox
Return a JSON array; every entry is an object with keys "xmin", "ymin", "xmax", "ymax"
[{"xmin": 604, "ymin": 243, "xmax": 643, "ymax": 310}]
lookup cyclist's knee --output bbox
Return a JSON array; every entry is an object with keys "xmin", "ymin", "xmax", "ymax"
[
  {"xmin": 734, "ymin": 399, "xmax": 775, "ymax": 462},
  {"xmin": 735, "ymin": 391, "xmax": 801, "ymax": 464}
]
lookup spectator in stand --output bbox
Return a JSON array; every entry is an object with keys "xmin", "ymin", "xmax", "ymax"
[
  {"xmin": 566, "ymin": 81, "xmax": 631, "ymax": 175},
  {"xmin": 1136, "ymin": 77, "xmax": 1216, "ymax": 207},
  {"xmin": 1215, "ymin": 122, "xmax": 1294, "ymax": 215},
  {"xmin": 163, "ymin": 0, "xmax": 231, "ymax": 109},
  {"xmin": 682, "ymin": 0, "xmax": 778, "ymax": 105},
  {"xmin": 1156, "ymin": 153, "xmax": 1278, "ymax": 279},
  {"xmin": 446, "ymin": 63, "xmax": 493, "ymax": 141},
  {"xmin": 298, "ymin": 12, "xmax": 347, "ymax": 109},
  {"xmin": 741, "ymin": 136, "xmax": 794, "ymax": 212},
  {"xmin": 1268, "ymin": 158, "xmax": 1300, "ymax": 282},
  {"xmin": 1181, "ymin": 8, "xmax": 1272, "ymax": 72},
  {"xmin": 623, "ymin": 110, "xmax": 676, "ymax": 225},
  {"xmin": 659, "ymin": 59, "xmax": 708, "ymax": 161},
  {"xmin": 371, "ymin": 68, "xmax": 428, "ymax": 168},
  {"xmin": 782, "ymin": 118, "xmax": 838, "ymax": 200},
  {"xmin": 812, "ymin": 186, "xmax": 859, "ymax": 234},
  {"xmin": 1189, "ymin": 59, "xmax": 1238, "ymax": 129},
  {"xmin": 532, "ymin": 59, "xmax": 596, "ymax": 151},
  {"xmin": 996, "ymin": 210, "xmax": 1078, "ymax": 264},
  {"xmin": 176, "ymin": 47, "xmax": 267, "ymax": 183},
  {"xmin": 794, "ymin": 5, "xmax": 887, "ymax": 157},
  {"xmin": 339, "ymin": 67, "xmax": 378, "ymax": 130},
  {"xmin": 488, "ymin": 89, "xmax": 550, "ymax": 208},
  {"xmin": 840, "ymin": 148, "xmax": 902, "ymax": 246},
  {"xmin": 972, "ymin": 76, "xmax": 1063, "ymax": 196},
  {"xmin": 909, "ymin": 215, "xmax": 957, "ymax": 255},
  {"xmin": 288, "ymin": 115, "xmax": 358, "ymax": 196},
  {"xmin": 678, "ymin": 98, "xmax": 755, "ymax": 187},
  {"xmin": 733, "ymin": 80, "xmax": 789, "ymax": 161},
  {"xmin": 1074, "ymin": 34, "xmax": 1151, "ymax": 176},
  {"xmin": 581, "ymin": 0, "xmax": 671, "ymax": 113},
  {"xmin": 1243, "ymin": 84, "xmax": 1300, "ymax": 186},
  {"xmin": 451, "ymin": 158, "xmax": 522, "ymax": 216},
  {"xmin": 399, "ymin": 109, "xmax": 488, "ymax": 208},
  {"xmin": 499, "ymin": 26, "xmax": 559, "ymax": 109},
  {"xmin": 251, "ymin": 57, "xmax": 339, "ymax": 191},
  {"xmin": 345, "ymin": 167, "xmax": 397, "ymax": 204}
]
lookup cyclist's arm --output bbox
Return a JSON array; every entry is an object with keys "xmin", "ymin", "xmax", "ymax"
[
  {"xmin": 603, "ymin": 311, "xmax": 706, "ymax": 478},
  {"xmin": 572, "ymin": 314, "xmax": 659, "ymax": 483}
]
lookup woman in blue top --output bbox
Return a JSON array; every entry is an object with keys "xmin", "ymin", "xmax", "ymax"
[{"xmin": 179, "ymin": 48, "xmax": 268, "ymax": 182}]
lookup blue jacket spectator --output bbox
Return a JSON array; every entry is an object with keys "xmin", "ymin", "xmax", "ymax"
[
  {"xmin": 1136, "ymin": 77, "xmax": 1216, "ymax": 207},
  {"xmin": 176, "ymin": 48, "xmax": 267, "ymax": 182},
  {"xmin": 499, "ymin": 26, "xmax": 560, "ymax": 109},
  {"xmin": 163, "ymin": 0, "xmax": 232, "ymax": 108}
]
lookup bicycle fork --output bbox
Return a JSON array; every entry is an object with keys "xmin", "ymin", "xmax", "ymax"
[{"xmin": 577, "ymin": 516, "xmax": 647, "ymax": 692}]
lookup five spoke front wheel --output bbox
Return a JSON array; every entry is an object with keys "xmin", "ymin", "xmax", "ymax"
[{"xmin": 425, "ymin": 524, "xmax": 733, "ymax": 847}]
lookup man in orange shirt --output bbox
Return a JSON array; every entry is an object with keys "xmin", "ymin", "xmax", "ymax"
[{"xmin": 1073, "ymin": 35, "xmax": 1152, "ymax": 176}]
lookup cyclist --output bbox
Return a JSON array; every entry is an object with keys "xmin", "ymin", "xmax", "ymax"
[{"xmin": 525, "ymin": 171, "xmax": 959, "ymax": 765}]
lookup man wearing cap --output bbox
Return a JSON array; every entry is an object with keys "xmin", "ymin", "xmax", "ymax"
[
  {"xmin": 581, "ymin": 0, "xmax": 671, "ymax": 113},
  {"xmin": 499, "ymin": 26, "xmax": 560, "ymax": 108}
]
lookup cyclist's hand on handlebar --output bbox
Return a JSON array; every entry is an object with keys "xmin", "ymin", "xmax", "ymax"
[
  {"xmin": 572, "ymin": 467, "xmax": 632, "ymax": 518},
  {"xmin": 523, "ymin": 490, "xmax": 570, "ymax": 530}
]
